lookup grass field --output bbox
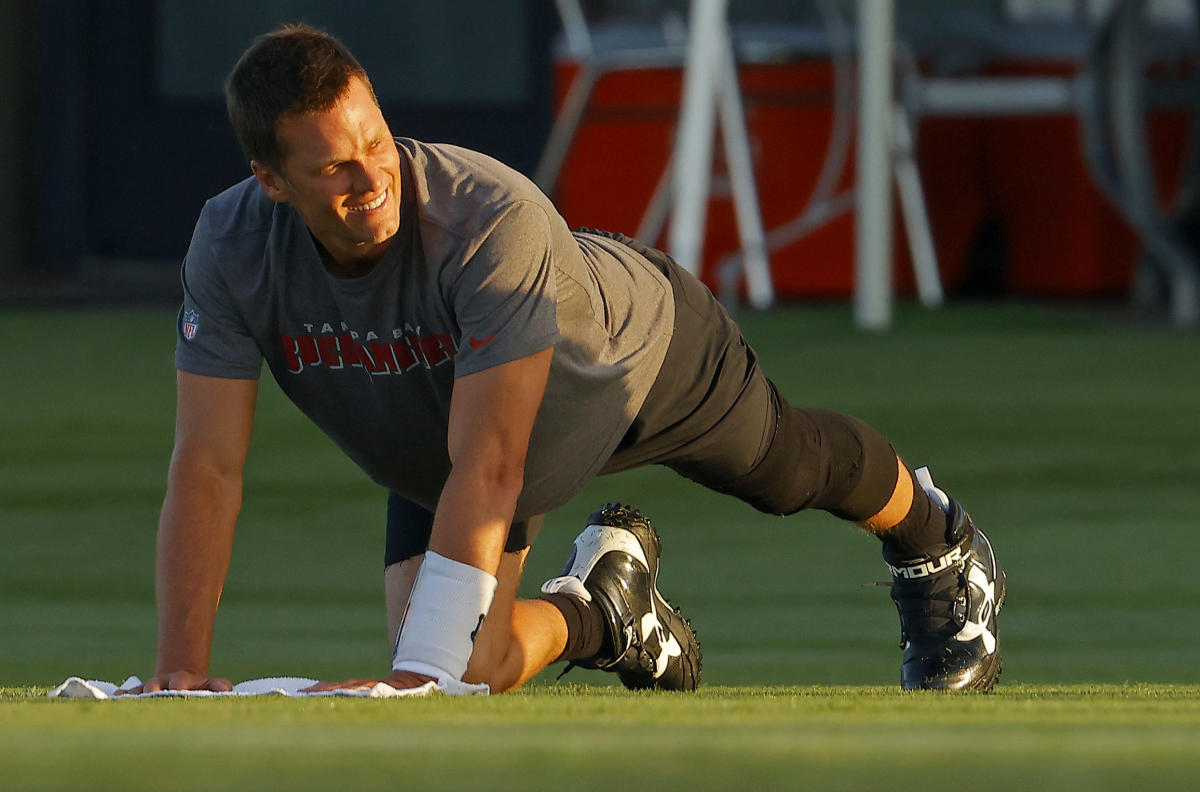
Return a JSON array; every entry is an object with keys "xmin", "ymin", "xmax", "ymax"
[{"xmin": 2, "ymin": 301, "xmax": 1199, "ymax": 789}]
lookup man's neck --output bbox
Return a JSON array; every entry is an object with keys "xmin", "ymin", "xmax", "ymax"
[{"xmin": 314, "ymin": 236, "xmax": 391, "ymax": 279}]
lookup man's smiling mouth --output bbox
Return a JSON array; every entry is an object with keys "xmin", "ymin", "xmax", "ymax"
[{"xmin": 347, "ymin": 189, "xmax": 387, "ymax": 212}]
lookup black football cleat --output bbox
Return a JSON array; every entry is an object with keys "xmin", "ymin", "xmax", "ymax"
[
  {"xmin": 884, "ymin": 470, "xmax": 1007, "ymax": 691},
  {"xmin": 541, "ymin": 504, "xmax": 702, "ymax": 691}
]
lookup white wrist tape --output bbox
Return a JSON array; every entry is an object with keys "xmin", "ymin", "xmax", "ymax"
[{"xmin": 392, "ymin": 551, "xmax": 498, "ymax": 682}]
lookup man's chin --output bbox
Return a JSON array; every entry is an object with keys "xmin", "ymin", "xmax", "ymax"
[
  {"xmin": 355, "ymin": 227, "xmax": 400, "ymax": 256},
  {"xmin": 351, "ymin": 216, "xmax": 400, "ymax": 245}
]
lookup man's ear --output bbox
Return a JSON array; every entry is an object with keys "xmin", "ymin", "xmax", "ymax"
[{"xmin": 251, "ymin": 161, "xmax": 289, "ymax": 203}]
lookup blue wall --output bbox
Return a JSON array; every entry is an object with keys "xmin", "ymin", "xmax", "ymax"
[{"xmin": 30, "ymin": 0, "xmax": 556, "ymax": 275}]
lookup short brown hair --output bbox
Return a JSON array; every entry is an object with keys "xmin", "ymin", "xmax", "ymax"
[{"xmin": 225, "ymin": 23, "xmax": 379, "ymax": 171}]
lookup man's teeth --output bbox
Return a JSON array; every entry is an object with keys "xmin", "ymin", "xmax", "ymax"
[{"xmin": 347, "ymin": 191, "xmax": 386, "ymax": 212}]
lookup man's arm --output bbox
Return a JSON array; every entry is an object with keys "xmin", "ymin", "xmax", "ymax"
[
  {"xmin": 307, "ymin": 346, "xmax": 552, "ymax": 692},
  {"xmin": 124, "ymin": 371, "xmax": 258, "ymax": 693},
  {"xmin": 429, "ymin": 345, "xmax": 552, "ymax": 572}
]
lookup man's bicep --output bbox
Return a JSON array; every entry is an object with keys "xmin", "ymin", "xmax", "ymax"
[
  {"xmin": 172, "ymin": 370, "xmax": 259, "ymax": 476},
  {"xmin": 448, "ymin": 202, "xmax": 560, "ymax": 378}
]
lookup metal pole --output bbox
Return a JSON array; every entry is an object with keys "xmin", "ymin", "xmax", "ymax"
[
  {"xmin": 716, "ymin": 14, "xmax": 773, "ymax": 308},
  {"xmin": 891, "ymin": 103, "xmax": 943, "ymax": 308},
  {"xmin": 669, "ymin": 0, "xmax": 726, "ymax": 276},
  {"xmin": 855, "ymin": 0, "xmax": 895, "ymax": 329}
]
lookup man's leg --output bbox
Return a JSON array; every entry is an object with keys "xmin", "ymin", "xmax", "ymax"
[
  {"xmin": 643, "ymin": 339, "xmax": 1006, "ymax": 691},
  {"xmin": 385, "ymin": 551, "xmax": 568, "ymax": 693},
  {"xmin": 595, "ymin": 233, "xmax": 1004, "ymax": 691},
  {"xmin": 695, "ymin": 390, "xmax": 951, "ymax": 551},
  {"xmin": 666, "ymin": 369, "xmax": 1006, "ymax": 690},
  {"xmin": 384, "ymin": 493, "xmax": 568, "ymax": 693}
]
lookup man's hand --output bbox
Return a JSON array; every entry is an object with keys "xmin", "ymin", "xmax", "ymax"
[
  {"xmin": 116, "ymin": 670, "xmax": 233, "ymax": 695},
  {"xmin": 300, "ymin": 670, "xmax": 436, "ymax": 693}
]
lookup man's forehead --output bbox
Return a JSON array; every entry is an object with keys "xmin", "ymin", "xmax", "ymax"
[{"xmin": 277, "ymin": 94, "xmax": 384, "ymax": 161}]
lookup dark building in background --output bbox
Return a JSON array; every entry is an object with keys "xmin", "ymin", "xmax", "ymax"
[
  {"xmin": 0, "ymin": 1, "xmax": 36, "ymax": 285},
  {"xmin": 11, "ymin": 0, "xmax": 555, "ymax": 294}
]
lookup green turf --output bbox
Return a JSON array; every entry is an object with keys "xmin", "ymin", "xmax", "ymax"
[
  {"xmin": 2, "ymin": 685, "xmax": 1199, "ymax": 791},
  {"xmin": 2, "ymin": 301, "xmax": 1199, "ymax": 789}
]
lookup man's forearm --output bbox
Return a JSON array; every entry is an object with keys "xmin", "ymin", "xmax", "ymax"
[
  {"xmin": 154, "ymin": 463, "xmax": 241, "ymax": 675},
  {"xmin": 426, "ymin": 464, "xmax": 522, "ymax": 577},
  {"xmin": 384, "ymin": 465, "xmax": 517, "ymax": 684}
]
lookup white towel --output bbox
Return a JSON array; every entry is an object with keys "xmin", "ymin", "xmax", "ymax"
[{"xmin": 48, "ymin": 675, "xmax": 488, "ymax": 699}]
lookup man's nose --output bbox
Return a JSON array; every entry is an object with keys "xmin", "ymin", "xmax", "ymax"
[{"xmin": 351, "ymin": 161, "xmax": 386, "ymax": 195}]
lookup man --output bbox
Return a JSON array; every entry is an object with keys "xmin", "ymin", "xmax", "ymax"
[{"xmin": 127, "ymin": 24, "xmax": 1004, "ymax": 696}]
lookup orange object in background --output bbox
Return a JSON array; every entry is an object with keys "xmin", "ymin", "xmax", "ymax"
[{"xmin": 548, "ymin": 58, "xmax": 1189, "ymax": 300}]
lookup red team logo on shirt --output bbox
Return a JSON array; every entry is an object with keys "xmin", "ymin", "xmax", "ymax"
[
  {"xmin": 278, "ymin": 323, "xmax": 466, "ymax": 375},
  {"xmin": 182, "ymin": 310, "xmax": 199, "ymax": 341}
]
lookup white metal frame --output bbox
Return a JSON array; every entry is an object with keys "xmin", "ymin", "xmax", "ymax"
[{"xmin": 542, "ymin": 0, "xmax": 774, "ymax": 308}]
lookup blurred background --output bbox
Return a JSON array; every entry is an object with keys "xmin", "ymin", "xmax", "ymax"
[
  {"xmin": 2, "ymin": 1, "xmax": 1199, "ymax": 689},
  {"xmin": 1, "ymin": 0, "xmax": 1197, "ymax": 322}
]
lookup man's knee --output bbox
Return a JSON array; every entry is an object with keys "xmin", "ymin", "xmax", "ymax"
[
  {"xmin": 715, "ymin": 395, "xmax": 896, "ymax": 517},
  {"xmin": 460, "ymin": 550, "xmax": 527, "ymax": 691},
  {"xmin": 462, "ymin": 639, "xmax": 507, "ymax": 688}
]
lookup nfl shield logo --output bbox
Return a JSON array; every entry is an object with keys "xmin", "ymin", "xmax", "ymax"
[{"xmin": 182, "ymin": 310, "xmax": 199, "ymax": 341}]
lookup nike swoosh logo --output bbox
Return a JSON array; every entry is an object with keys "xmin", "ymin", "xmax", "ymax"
[{"xmin": 468, "ymin": 333, "xmax": 497, "ymax": 350}]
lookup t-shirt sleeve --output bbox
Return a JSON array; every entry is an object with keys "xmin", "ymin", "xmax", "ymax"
[
  {"xmin": 448, "ymin": 201, "xmax": 561, "ymax": 378},
  {"xmin": 173, "ymin": 211, "xmax": 264, "ymax": 380}
]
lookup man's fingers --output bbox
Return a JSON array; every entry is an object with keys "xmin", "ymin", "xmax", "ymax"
[
  {"xmin": 116, "ymin": 675, "xmax": 166, "ymax": 695},
  {"xmin": 383, "ymin": 670, "xmax": 438, "ymax": 690},
  {"xmin": 116, "ymin": 672, "xmax": 227, "ymax": 695}
]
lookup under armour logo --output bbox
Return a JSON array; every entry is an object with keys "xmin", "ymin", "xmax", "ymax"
[
  {"xmin": 640, "ymin": 612, "xmax": 682, "ymax": 678},
  {"xmin": 955, "ymin": 561, "xmax": 997, "ymax": 654}
]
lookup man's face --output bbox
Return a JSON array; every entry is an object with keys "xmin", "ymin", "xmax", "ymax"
[{"xmin": 253, "ymin": 76, "xmax": 402, "ymax": 273}]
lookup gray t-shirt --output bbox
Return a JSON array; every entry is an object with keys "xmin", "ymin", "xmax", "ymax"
[{"xmin": 175, "ymin": 139, "xmax": 674, "ymax": 519}]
